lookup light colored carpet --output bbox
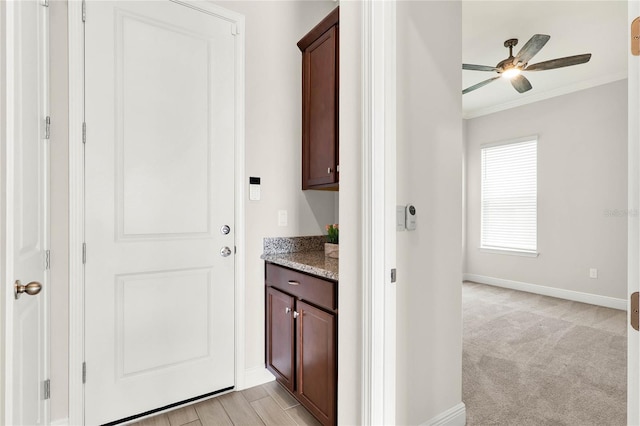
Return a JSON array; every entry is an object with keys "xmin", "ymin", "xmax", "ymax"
[{"xmin": 463, "ymin": 281, "xmax": 626, "ymax": 426}]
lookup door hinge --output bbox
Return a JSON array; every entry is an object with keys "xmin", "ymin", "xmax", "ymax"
[
  {"xmin": 231, "ymin": 23, "xmax": 239, "ymax": 35},
  {"xmin": 44, "ymin": 116, "xmax": 50, "ymax": 140},
  {"xmin": 82, "ymin": 122, "xmax": 86, "ymax": 144},
  {"xmin": 82, "ymin": 243, "xmax": 86, "ymax": 264},
  {"xmin": 82, "ymin": 362, "xmax": 86, "ymax": 384},
  {"xmin": 632, "ymin": 292, "xmax": 639, "ymax": 331},
  {"xmin": 45, "ymin": 250, "xmax": 51, "ymax": 271},
  {"xmin": 41, "ymin": 0, "xmax": 49, "ymax": 7},
  {"xmin": 82, "ymin": 0, "xmax": 86, "ymax": 22},
  {"xmin": 390, "ymin": 268, "xmax": 396, "ymax": 283},
  {"xmin": 44, "ymin": 379, "xmax": 50, "ymax": 399}
]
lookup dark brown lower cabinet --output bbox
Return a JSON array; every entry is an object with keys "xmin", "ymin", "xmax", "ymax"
[
  {"xmin": 296, "ymin": 300, "xmax": 336, "ymax": 425},
  {"xmin": 266, "ymin": 287, "xmax": 295, "ymax": 392},
  {"xmin": 265, "ymin": 263, "xmax": 337, "ymax": 426}
]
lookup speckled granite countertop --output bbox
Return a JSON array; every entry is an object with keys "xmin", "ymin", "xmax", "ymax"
[{"xmin": 260, "ymin": 236, "xmax": 338, "ymax": 281}]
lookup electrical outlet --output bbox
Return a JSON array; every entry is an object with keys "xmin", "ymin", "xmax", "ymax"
[
  {"xmin": 278, "ymin": 210, "xmax": 288, "ymax": 227},
  {"xmin": 589, "ymin": 268, "xmax": 598, "ymax": 279}
]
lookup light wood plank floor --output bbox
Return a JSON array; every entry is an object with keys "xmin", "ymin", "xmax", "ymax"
[{"xmin": 131, "ymin": 381, "xmax": 320, "ymax": 426}]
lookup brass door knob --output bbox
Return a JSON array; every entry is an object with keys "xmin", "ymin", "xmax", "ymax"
[{"xmin": 14, "ymin": 280, "xmax": 42, "ymax": 300}]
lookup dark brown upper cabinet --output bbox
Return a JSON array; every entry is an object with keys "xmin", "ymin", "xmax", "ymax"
[{"xmin": 298, "ymin": 7, "xmax": 339, "ymax": 191}]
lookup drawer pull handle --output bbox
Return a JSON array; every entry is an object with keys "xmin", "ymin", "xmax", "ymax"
[
  {"xmin": 288, "ymin": 280, "xmax": 300, "ymax": 286},
  {"xmin": 285, "ymin": 307, "xmax": 291, "ymax": 314}
]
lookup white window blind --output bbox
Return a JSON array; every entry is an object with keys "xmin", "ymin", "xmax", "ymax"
[{"xmin": 481, "ymin": 139, "xmax": 537, "ymax": 253}]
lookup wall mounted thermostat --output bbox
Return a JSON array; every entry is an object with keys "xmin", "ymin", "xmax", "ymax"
[
  {"xmin": 249, "ymin": 177, "xmax": 261, "ymax": 201},
  {"xmin": 396, "ymin": 204, "xmax": 417, "ymax": 231},
  {"xmin": 405, "ymin": 204, "xmax": 417, "ymax": 230}
]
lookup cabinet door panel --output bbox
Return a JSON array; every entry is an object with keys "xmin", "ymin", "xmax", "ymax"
[
  {"xmin": 266, "ymin": 287, "xmax": 295, "ymax": 391},
  {"xmin": 302, "ymin": 26, "xmax": 337, "ymax": 189},
  {"xmin": 296, "ymin": 301, "xmax": 336, "ymax": 425}
]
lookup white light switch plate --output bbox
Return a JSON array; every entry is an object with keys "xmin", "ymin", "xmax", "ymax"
[{"xmin": 278, "ymin": 210, "xmax": 288, "ymax": 227}]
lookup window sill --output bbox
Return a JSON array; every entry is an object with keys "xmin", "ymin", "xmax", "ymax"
[{"xmin": 479, "ymin": 247, "xmax": 539, "ymax": 258}]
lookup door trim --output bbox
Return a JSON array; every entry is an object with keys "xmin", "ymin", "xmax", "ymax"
[
  {"xmin": 1, "ymin": 3, "xmax": 13, "ymax": 421},
  {"xmin": 361, "ymin": 1, "xmax": 396, "ymax": 424},
  {"xmin": 628, "ymin": 2, "xmax": 640, "ymax": 424},
  {"xmin": 67, "ymin": 2, "xmax": 245, "ymax": 424}
]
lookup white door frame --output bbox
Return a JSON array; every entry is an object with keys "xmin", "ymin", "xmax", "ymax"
[
  {"xmin": 67, "ymin": 1, "xmax": 245, "ymax": 423},
  {"xmin": 361, "ymin": 1, "xmax": 396, "ymax": 424},
  {"xmin": 628, "ymin": 2, "xmax": 640, "ymax": 424},
  {"xmin": 0, "ymin": 2, "xmax": 13, "ymax": 424}
]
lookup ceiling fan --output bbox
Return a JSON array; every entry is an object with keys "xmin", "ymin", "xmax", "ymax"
[{"xmin": 462, "ymin": 34, "xmax": 592, "ymax": 95}]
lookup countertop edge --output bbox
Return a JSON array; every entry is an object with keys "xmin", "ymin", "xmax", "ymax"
[{"xmin": 261, "ymin": 253, "xmax": 339, "ymax": 282}]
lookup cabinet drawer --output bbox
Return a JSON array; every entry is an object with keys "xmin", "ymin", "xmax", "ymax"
[{"xmin": 266, "ymin": 263, "xmax": 336, "ymax": 311}]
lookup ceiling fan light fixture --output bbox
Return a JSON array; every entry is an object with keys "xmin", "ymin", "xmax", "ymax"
[
  {"xmin": 501, "ymin": 68, "xmax": 521, "ymax": 79},
  {"xmin": 462, "ymin": 34, "xmax": 592, "ymax": 95}
]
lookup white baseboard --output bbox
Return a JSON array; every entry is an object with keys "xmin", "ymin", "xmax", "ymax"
[
  {"xmin": 51, "ymin": 418, "xmax": 69, "ymax": 426},
  {"xmin": 421, "ymin": 402, "xmax": 466, "ymax": 426},
  {"xmin": 240, "ymin": 366, "xmax": 275, "ymax": 390},
  {"xmin": 463, "ymin": 273, "xmax": 627, "ymax": 311}
]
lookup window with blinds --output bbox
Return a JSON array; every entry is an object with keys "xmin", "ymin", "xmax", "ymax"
[{"xmin": 481, "ymin": 138, "xmax": 537, "ymax": 253}]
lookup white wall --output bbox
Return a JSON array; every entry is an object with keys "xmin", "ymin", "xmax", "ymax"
[
  {"xmin": 396, "ymin": 1, "xmax": 464, "ymax": 424},
  {"xmin": 337, "ymin": 1, "xmax": 362, "ymax": 424},
  {"xmin": 50, "ymin": 0, "xmax": 69, "ymax": 421},
  {"xmin": 49, "ymin": 1, "xmax": 338, "ymax": 422},
  {"xmin": 465, "ymin": 80, "xmax": 628, "ymax": 300}
]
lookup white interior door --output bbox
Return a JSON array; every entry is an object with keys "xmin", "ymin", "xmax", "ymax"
[
  {"xmin": 84, "ymin": 1, "xmax": 237, "ymax": 423},
  {"xmin": 4, "ymin": 1, "xmax": 50, "ymax": 425},
  {"xmin": 629, "ymin": 3, "xmax": 640, "ymax": 425}
]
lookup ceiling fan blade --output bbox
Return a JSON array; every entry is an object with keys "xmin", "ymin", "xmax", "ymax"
[
  {"xmin": 511, "ymin": 74, "xmax": 532, "ymax": 93},
  {"xmin": 513, "ymin": 34, "xmax": 550, "ymax": 66},
  {"xmin": 463, "ymin": 63, "xmax": 499, "ymax": 72},
  {"xmin": 462, "ymin": 76, "xmax": 501, "ymax": 94},
  {"xmin": 524, "ymin": 54, "xmax": 592, "ymax": 71}
]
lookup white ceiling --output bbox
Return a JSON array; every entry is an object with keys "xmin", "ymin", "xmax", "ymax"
[{"xmin": 462, "ymin": 1, "xmax": 627, "ymax": 118}]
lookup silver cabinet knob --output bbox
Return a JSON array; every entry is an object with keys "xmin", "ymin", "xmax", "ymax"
[
  {"xmin": 293, "ymin": 311, "xmax": 300, "ymax": 319},
  {"xmin": 220, "ymin": 225, "xmax": 231, "ymax": 235},
  {"xmin": 220, "ymin": 246, "xmax": 232, "ymax": 257},
  {"xmin": 285, "ymin": 307, "xmax": 291, "ymax": 314},
  {"xmin": 14, "ymin": 280, "xmax": 42, "ymax": 300}
]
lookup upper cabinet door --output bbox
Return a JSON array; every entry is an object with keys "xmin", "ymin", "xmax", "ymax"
[{"xmin": 299, "ymin": 7, "xmax": 339, "ymax": 191}]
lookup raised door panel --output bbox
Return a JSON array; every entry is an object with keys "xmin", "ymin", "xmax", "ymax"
[
  {"xmin": 116, "ymin": 12, "xmax": 212, "ymax": 239},
  {"xmin": 296, "ymin": 301, "xmax": 336, "ymax": 426},
  {"xmin": 302, "ymin": 26, "xmax": 337, "ymax": 189},
  {"xmin": 266, "ymin": 287, "xmax": 295, "ymax": 391}
]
